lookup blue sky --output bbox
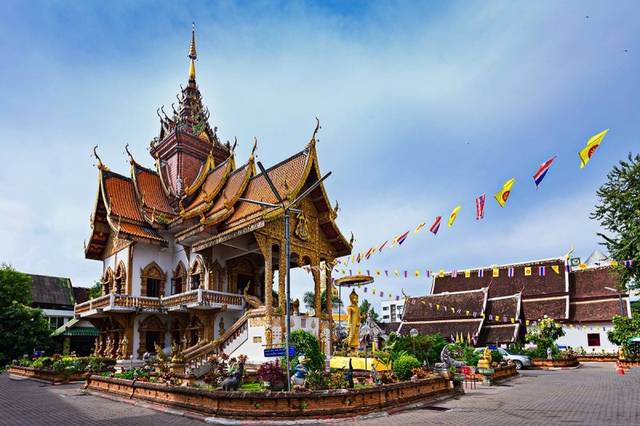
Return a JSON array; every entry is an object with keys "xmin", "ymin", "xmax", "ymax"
[{"xmin": 0, "ymin": 1, "xmax": 638, "ymax": 309}]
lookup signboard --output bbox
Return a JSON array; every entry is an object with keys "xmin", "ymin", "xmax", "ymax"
[
  {"xmin": 570, "ymin": 257, "xmax": 581, "ymax": 267},
  {"xmin": 263, "ymin": 347, "xmax": 296, "ymax": 358},
  {"xmin": 488, "ymin": 345, "xmax": 497, "ymax": 350}
]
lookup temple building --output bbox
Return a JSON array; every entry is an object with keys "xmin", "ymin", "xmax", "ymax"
[
  {"xmin": 75, "ymin": 27, "xmax": 351, "ymax": 366},
  {"xmin": 397, "ymin": 252, "xmax": 631, "ymax": 352}
]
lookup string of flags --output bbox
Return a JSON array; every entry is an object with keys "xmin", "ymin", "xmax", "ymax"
[
  {"xmin": 334, "ymin": 258, "xmax": 635, "ymax": 283},
  {"xmin": 338, "ymin": 129, "xmax": 610, "ymax": 267}
]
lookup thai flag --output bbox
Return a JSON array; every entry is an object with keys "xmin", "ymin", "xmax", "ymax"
[
  {"xmin": 478, "ymin": 269, "xmax": 484, "ymax": 278},
  {"xmin": 533, "ymin": 156, "xmax": 557, "ymax": 188},
  {"xmin": 396, "ymin": 230, "xmax": 410, "ymax": 245},
  {"xmin": 452, "ymin": 270, "xmax": 458, "ymax": 278},
  {"xmin": 364, "ymin": 287, "xmax": 368, "ymax": 293},
  {"xmin": 429, "ymin": 216, "xmax": 442, "ymax": 235},
  {"xmin": 404, "ymin": 270, "xmax": 408, "ymax": 278},
  {"xmin": 475, "ymin": 194, "xmax": 486, "ymax": 220},
  {"xmin": 378, "ymin": 240, "xmax": 388, "ymax": 252},
  {"xmin": 366, "ymin": 270, "xmax": 370, "ymax": 276},
  {"xmin": 396, "ymin": 295, "xmax": 400, "ymax": 301},
  {"xmin": 539, "ymin": 266, "xmax": 546, "ymax": 276},
  {"xmin": 624, "ymin": 260, "xmax": 633, "ymax": 267},
  {"xmin": 426, "ymin": 270, "xmax": 431, "ymax": 278},
  {"xmin": 508, "ymin": 267, "xmax": 515, "ymax": 278}
]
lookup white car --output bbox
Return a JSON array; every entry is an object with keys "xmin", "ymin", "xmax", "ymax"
[{"xmin": 475, "ymin": 347, "xmax": 531, "ymax": 370}]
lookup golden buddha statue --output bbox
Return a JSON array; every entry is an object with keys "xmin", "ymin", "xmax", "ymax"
[
  {"xmin": 477, "ymin": 347, "xmax": 493, "ymax": 369},
  {"xmin": 345, "ymin": 289, "xmax": 361, "ymax": 353}
]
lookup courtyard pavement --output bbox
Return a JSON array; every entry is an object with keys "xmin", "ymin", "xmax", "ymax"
[{"xmin": 1, "ymin": 363, "xmax": 638, "ymax": 425}]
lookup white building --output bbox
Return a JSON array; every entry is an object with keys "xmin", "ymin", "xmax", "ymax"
[{"xmin": 380, "ymin": 299, "xmax": 405, "ymax": 323}]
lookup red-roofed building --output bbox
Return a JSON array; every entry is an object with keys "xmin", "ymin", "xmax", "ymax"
[
  {"xmin": 77, "ymin": 27, "xmax": 351, "ymax": 367},
  {"xmin": 396, "ymin": 254, "xmax": 631, "ymax": 352}
]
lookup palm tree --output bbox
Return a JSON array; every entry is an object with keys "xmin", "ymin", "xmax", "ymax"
[{"xmin": 302, "ymin": 290, "xmax": 341, "ymax": 315}]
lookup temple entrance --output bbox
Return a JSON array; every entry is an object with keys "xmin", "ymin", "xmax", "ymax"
[{"xmin": 145, "ymin": 331, "xmax": 161, "ymax": 353}]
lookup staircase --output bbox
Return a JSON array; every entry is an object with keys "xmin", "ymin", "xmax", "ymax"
[{"xmin": 183, "ymin": 310, "xmax": 254, "ymax": 377}]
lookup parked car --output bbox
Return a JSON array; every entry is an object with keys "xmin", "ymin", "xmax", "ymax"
[{"xmin": 475, "ymin": 347, "xmax": 531, "ymax": 370}]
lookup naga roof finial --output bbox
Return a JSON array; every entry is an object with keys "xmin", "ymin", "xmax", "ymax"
[
  {"xmin": 249, "ymin": 137, "xmax": 258, "ymax": 161},
  {"xmin": 188, "ymin": 22, "xmax": 197, "ymax": 82},
  {"xmin": 125, "ymin": 143, "xmax": 135, "ymax": 165},
  {"xmin": 310, "ymin": 116, "xmax": 321, "ymax": 145},
  {"xmin": 231, "ymin": 136, "xmax": 238, "ymax": 153},
  {"xmin": 93, "ymin": 145, "xmax": 109, "ymax": 171}
]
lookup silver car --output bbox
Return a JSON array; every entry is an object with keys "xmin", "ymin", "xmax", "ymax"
[{"xmin": 475, "ymin": 347, "xmax": 531, "ymax": 370}]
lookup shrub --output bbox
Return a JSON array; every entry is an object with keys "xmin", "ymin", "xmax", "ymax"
[
  {"xmin": 113, "ymin": 368, "xmax": 149, "ymax": 380},
  {"xmin": 285, "ymin": 330, "xmax": 325, "ymax": 372},
  {"xmin": 306, "ymin": 370, "xmax": 328, "ymax": 390},
  {"xmin": 393, "ymin": 354, "xmax": 421, "ymax": 380},
  {"xmin": 328, "ymin": 370, "xmax": 347, "ymax": 389},
  {"xmin": 384, "ymin": 333, "xmax": 447, "ymax": 365},
  {"xmin": 491, "ymin": 350, "xmax": 503, "ymax": 364},
  {"xmin": 257, "ymin": 360, "xmax": 285, "ymax": 385},
  {"xmin": 526, "ymin": 316, "xmax": 565, "ymax": 357}
]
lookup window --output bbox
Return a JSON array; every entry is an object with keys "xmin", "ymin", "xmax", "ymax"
[
  {"xmin": 190, "ymin": 275, "xmax": 200, "ymax": 290},
  {"xmin": 147, "ymin": 278, "xmax": 161, "ymax": 298},
  {"xmin": 383, "ymin": 306, "xmax": 389, "ymax": 311},
  {"xmin": 172, "ymin": 277, "xmax": 183, "ymax": 295},
  {"xmin": 383, "ymin": 315, "xmax": 389, "ymax": 319},
  {"xmin": 587, "ymin": 333, "xmax": 601, "ymax": 347}
]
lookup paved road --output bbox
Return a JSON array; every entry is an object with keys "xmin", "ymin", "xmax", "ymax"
[{"xmin": 2, "ymin": 363, "xmax": 638, "ymax": 425}]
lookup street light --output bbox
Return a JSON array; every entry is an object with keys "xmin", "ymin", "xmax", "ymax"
[
  {"xmin": 604, "ymin": 286, "xmax": 626, "ymax": 316},
  {"xmin": 239, "ymin": 160, "xmax": 332, "ymax": 391}
]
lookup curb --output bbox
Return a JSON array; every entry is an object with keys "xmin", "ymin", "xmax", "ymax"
[{"xmin": 86, "ymin": 387, "xmax": 459, "ymax": 425}]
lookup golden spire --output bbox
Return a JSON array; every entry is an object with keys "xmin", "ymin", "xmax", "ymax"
[{"xmin": 188, "ymin": 22, "xmax": 197, "ymax": 81}]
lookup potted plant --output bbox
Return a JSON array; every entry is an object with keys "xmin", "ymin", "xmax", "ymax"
[{"xmin": 257, "ymin": 360, "xmax": 285, "ymax": 391}]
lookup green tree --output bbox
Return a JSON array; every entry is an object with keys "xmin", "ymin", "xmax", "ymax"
[
  {"xmin": 384, "ymin": 332, "xmax": 447, "ymax": 365},
  {"xmin": 591, "ymin": 153, "xmax": 640, "ymax": 289},
  {"xmin": 608, "ymin": 314, "xmax": 640, "ymax": 358},
  {"xmin": 0, "ymin": 264, "xmax": 52, "ymax": 365},
  {"xmin": 359, "ymin": 298, "xmax": 379, "ymax": 323},
  {"xmin": 88, "ymin": 280, "xmax": 102, "ymax": 299},
  {"xmin": 525, "ymin": 316, "xmax": 565, "ymax": 358},
  {"xmin": 284, "ymin": 330, "xmax": 325, "ymax": 372}
]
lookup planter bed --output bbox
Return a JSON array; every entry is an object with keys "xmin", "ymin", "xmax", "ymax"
[
  {"xmin": 474, "ymin": 364, "xmax": 517, "ymax": 382},
  {"xmin": 84, "ymin": 374, "xmax": 454, "ymax": 420},
  {"xmin": 619, "ymin": 360, "xmax": 640, "ymax": 368},
  {"xmin": 7, "ymin": 365, "xmax": 87, "ymax": 384},
  {"xmin": 531, "ymin": 357, "xmax": 579, "ymax": 369},
  {"xmin": 576, "ymin": 355, "xmax": 617, "ymax": 363}
]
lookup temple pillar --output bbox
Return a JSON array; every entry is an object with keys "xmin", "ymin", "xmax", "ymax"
[
  {"xmin": 255, "ymin": 233, "xmax": 274, "ymax": 347},
  {"xmin": 278, "ymin": 241, "xmax": 286, "ymax": 336},
  {"xmin": 312, "ymin": 259, "xmax": 322, "ymax": 317},
  {"xmin": 325, "ymin": 262, "xmax": 333, "ymax": 319}
]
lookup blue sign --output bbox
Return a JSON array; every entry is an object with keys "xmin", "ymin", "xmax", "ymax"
[
  {"xmin": 488, "ymin": 345, "xmax": 497, "ymax": 350},
  {"xmin": 263, "ymin": 346, "xmax": 296, "ymax": 357},
  {"xmin": 557, "ymin": 345, "xmax": 567, "ymax": 350}
]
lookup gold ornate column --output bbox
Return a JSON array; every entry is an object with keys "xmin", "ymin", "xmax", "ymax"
[
  {"xmin": 278, "ymin": 240, "xmax": 286, "ymax": 337},
  {"xmin": 312, "ymin": 259, "xmax": 322, "ymax": 317},
  {"xmin": 255, "ymin": 233, "xmax": 274, "ymax": 347},
  {"xmin": 325, "ymin": 261, "xmax": 334, "ymax": 318}
]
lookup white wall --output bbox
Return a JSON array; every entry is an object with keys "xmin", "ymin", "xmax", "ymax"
[{"xmin": 530, "ymin": 322, "xmax": 619, "ymax": 353}]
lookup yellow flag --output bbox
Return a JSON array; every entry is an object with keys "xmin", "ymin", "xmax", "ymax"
[
  {"xmin": 464, "ymin": 269, "xmax": 471, "ymax": 278},
  {"xmin": 551, "ymin": 265, "xmax": 560, "ymax": 274},
  {"xmin": 415, "ymin": 270, "xmax": 420, "ymax": 277},
  {"xmin": 495, "ymin": 315, "xmax": 500, "ymax": 321},
  {"xmin": 438, "ymin": 269, "xmax": 445, "ymax": 277},
  {"xmin": 436, "ymin": 304, "xmax": 440, "ymax": 310},
  {"xmin": 414, "ymin": 222, "xmax": 426, "ymax": 234},
  {"xmin": 525, "ymin": 320, "xmax": 530, "ymax": 326},
  {"xmin": 492, "ymin": 268, "xmax": 499, "ymax": 277},
  {"xmin": 448, "ymin": 205, "xmax": 461, "ymax": 227},
  {"xmin": 579, "ymin": 129, "xmax": 609, "ymax": 169},
  {"xmin": 524, "ymin": 266, "xmax": 532, "ymax": 276},
  {"xmin": 494, "ymin": 178, "xmax": 516, "ymax": 207},
  {"xmin": 610, "ymin": 260, "xmax": 619, "ymax": 267}
]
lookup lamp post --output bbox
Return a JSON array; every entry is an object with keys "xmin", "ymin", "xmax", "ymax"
[
  {"xmin": 604, "ymin": 286, "xmax": 626, "ymax": 316},
  {"xmin": 239, "ymin": 161, "xmax": 331, "ymax": 391}
]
